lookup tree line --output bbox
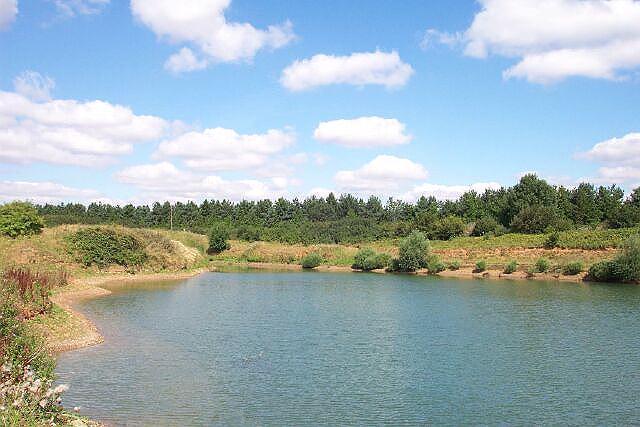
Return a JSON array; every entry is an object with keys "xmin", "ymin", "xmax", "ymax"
[{"xmin": 35, "ymin": 175, "xmax": 640, "ymax": 244}]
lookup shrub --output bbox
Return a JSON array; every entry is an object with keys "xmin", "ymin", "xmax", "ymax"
[
  {"xmin": 301, "ymin": 252, "xmax": 323, "ymax": 269},
  {"xmin": 0, "ymin": 202, "xmax": 44, "ymax": 238},
  {"xmin": 430, "ymin": 216, "xmax": 466, "ymax": 241},
  {"xmin": 448, "ymin": 260, "xmax": 461, "ymax": 270},
  {"xmin": 562, "ymin": 261, "xmax": 583, "ymax": 275},
  {"xmin": 392, "ymin": 231, "xmax": 431, "ymax": 272},
  {"xmin": 615, "ymin": 234, "xmax": 640, "ymax": 280},
  {"xmin": 535, "ymin": 258, "xmax": 550, "ymax": 273},
  {"xmin": 425, "ymin": 254, "xmax": 445, "ymax": 274},
  {"xmin": 587, "ymin": 260, "xmax": 630, "ymax": 282},
  {"xmin": 352, "ymin": 248, "xmax": 390, "ymax": 271},
  {"xmin": 472, "ymin": 216, "xmax": 499, "ymax": 237},
  {"xmin": 208, "ymin": 224, "xmax": 231, "ymax": 254},
  {"xmin": 67, "ymin": 227, "xmax": 147, "ymax": 269},
  {"xmin": 503, "ymin": 260, "xmax": 518, "ymax": 274},
  {"xmin": 544, "ymin": 232, "xmax": 560, "ymax": 249},
  {"xmin": 474, "ymin": 260, "xmax": 487, "ymax": 272}
]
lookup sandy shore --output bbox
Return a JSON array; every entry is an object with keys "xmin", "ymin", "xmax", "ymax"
[{"xmin": 46, "ymin": 269, "xmax": 207, "ymax": 353}]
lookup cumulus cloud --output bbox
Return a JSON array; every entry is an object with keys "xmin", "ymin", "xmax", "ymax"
[
  {"xmin": 0, "ymin": 77, "xmax": 168, "ymax": 167},
  {"xmin": 155, "ymin": 127, "xmax": 295, "ymax": 171},
  {"xmin": 0, "ymin": 0, "xmax": 17, "ymax": 30},
  {"xmin": 0, "ymin": 180, "xmax": 100, "ymax": 203},
  {"xmin": 51, "ymin": 0, "xmax": 109, "ymax": 17},
  {"xmin": 13, "ymin": 71, "xmax": 55, "ymax": 102},
  {"xmin": 116, "ymin": 162, "xmax": 287, "ymax": 201},
  {"xmin": 131, "ymin": 0, "xmax": 295, "ymax": 72},
  {"xmin": 164, "ymin": 47, "xmax": 208, "ymax": 73},
  {"xmin": 579, "ymin": 132, "xmax": 640, "ymax": 184},
  {"xmin": 281, "ymin": 50, "xmax": 414, "ymax": 91},
  {"xmin": 314, "ymin": 116, "xmax": 412, "ymax": 148},
  {"xmin": 402, "ymin": 182, "xmax": 502, "ymax": 202},
  {"xmin": 334, "ymin": 155, "xmax": 428, "ymax": 193},
  {"xmin": 428, "ymin": 0, "xmax": 640, "ymax": 84}
]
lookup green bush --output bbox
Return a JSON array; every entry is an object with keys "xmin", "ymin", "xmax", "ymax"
[
  {"xmin": 430, "ymin": 216, "xmax": 466, "ymax": 240},
  {"xmin": 587, "ymin": 260, "xmax": 630, "ymax": 282},
  {"xmin": 392, "ymin": 231, "xmax": 431, "ymax": 272},
  {"xmin": 352, "ymin": 248, "xmax": 391, "ymax": 271},
  {"xmin": 208, "ymin": 224, "xmax": 231, "ymax": 254},
  {"xmin": 301, "ymin": 252, "xmax": 323, "ymax": 269},
  {"xmin": 535, "ymin": 258, "xmax": 550, "ymax": 273},
  {"xmin": 67, "ymin": 227, "xmax": 147, "ymax": 268},
  {"xmin": 471, "ymin": 216, "xmax": 499, "ymax": 237},
  {"xmin": 448, "ymin": 260, "xmax": 461, "ymax": 270},
  {"xmin": 474, "ymin": 260, "xmax": 487, "ymax": 272},
  {"xmin": 425, "ymin": 254, "xmax": 445, "ymax": 274},
  {"xmin": 503, "ymin": 260, "xmax": 518, "ymax": 274},
  {"xmin": 0, "ymin": 202, "xmax": 44, "ymax": 238},
  {"xmin": 615, "ymin": 234, "xmax": 640, "ymax": 280},
  {"xmin": 562, "ymin": 261, "xmax": 584, "ymax": 275},
  {"xmin": 544, "ymin": 232, "xmax": 560, "ymax": 249}
]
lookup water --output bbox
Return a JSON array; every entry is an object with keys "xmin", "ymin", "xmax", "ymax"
[{"xmin": 56, "ymin": 272, "xmax": 640, "ymax": 426}]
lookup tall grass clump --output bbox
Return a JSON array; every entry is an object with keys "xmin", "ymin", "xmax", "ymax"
[
  {"xmin": 474, "ymin": 260, "xmax": 487, "ymax": 273},
  {"xmin": 351, "ymin": 248, "xmax": 391, "ymax": 271},
  {"xmin": 535, "ymin": 258, "xmax": 550, "ymax": 273},
  {"xmin": 1, "ymin": 267, "xmax": 68, "ymax": 319},
  {"xmin": 67, "ymin": 227, "xmax": 147, "ymax": 269},
  {"xmin": 503, "ymin": 260, "xmax": 518, "ymax": 274}
]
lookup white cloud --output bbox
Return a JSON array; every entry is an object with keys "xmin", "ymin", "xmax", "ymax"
[
  {"xmin": 402, "ymin": 182, "xmax": 502, "ymax": 202},
  {"xmin": 314, "ymin": 116, "xmax": 412, "ymax": 148},
  {"xmin": 0, "ymin": 180, "xmax": 100, "ymax": 204},
  {"xmin": 131, "ymin": 0, "xmax": 295, "ymax": 71},
  {"xmin": 580, "ymin": 132, "xmax": 640, "ymax": 165},
  {"xmin": 0, "ymin": 78, "xmax": 168, "ymax": 167},
  {"xmin": 0, "ymin": 0, "xmax": 17, "ymax": 30},
  {"xmin": 116, "ymin": 162, "xmax": 287, "ymax": 201},
  {"xmin": 281, "ymin": 50, "xmax": 414, "ymax": 91},
  {"xmin": 334, "ymin": 155, "xmax": 428, "ymax": 193},
  {"xmin": 155, "ymin": 127, "xmax": 295, "ymax": 172},
  {"xmin": 307, "ymin": 187, "xmax": 333, "ymax": 198},
  {"xmin": 431, "ymin": 0, "xmax": 640, "ymax": 84},
  {"xmin": 164, "ymin": 47, "xmax": 208, "ymax": 73},
  {"xmin": 13, "ymin": 71, "xmax": 55, "ymax": 102},
  {"xmin": 52, "ymin": 0, "xmax": 109, "ymax": 17}
]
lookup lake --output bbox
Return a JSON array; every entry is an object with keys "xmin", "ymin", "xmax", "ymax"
[{"xmin": 56, "ymin": 272, "xmax": 640, "ymax": 426}]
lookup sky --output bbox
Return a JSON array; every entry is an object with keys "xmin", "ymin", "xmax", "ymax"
[{"xmin": 0, "ymin": 0, "xmax": 639, "ymax": 205}]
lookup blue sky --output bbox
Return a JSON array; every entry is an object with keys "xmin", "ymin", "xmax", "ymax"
[{"xmin": 0, "ymin": 0, "xmax": 639, "ymax": 204}]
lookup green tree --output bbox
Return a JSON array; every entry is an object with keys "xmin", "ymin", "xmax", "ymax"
[
  {"xmin": 207, "ymin": 224, "xmax": 230, "ymax": 254},
  {"xmin": 0, "ymin": 202, "xmax": 44, "ymax": 238},
  {"xmin": 430, "ymin": 216, "xmax": 465, "ymax": 240}
]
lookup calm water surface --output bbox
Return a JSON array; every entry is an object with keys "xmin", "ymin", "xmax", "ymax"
[{"xmin": 56, "ymin": 272, "xmax": 640, "ymax": 426}]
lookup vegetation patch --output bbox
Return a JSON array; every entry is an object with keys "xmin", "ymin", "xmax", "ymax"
[
  {"xmin": 0, "ymin": 202, "xmax": 44, "ymax": 238},
  {"xmin": 301, "ymin": 253, "xmax": 323, "ymax": 269},
  {"xmin": 67, "ymin": 227, "xmax": 147, "ymax": 269},
  {"xmin": 351, "ymin": 248, "xmax": 391, "ymax": 271}
]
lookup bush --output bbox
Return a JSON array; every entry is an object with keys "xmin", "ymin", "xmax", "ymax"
[
  {"xmin": 474, "ymin": 260, "xmax": 487, "ymax": 272},
  {"xmin": 471, "ymin": 216, "xmax": 499, "ymax": 237},
  {"xmin": 448, "ymin": 260, "xmax": 461, "ymax": 270},
  {"xmin": 352, "ymin": 248, "xmax": 391, "ymax": 271},
  {"xmin": 301, "ymin": 253, "xmax": 323, "ymax": 269},
  {"xmin": 67, "ymin": 227, "xmax": 147, "ymax": 269},
  {"xmin": 587, "ymin": 260, "xmax": 630, "ymax": 282},
  {"xmin": 430, "ymin": 216, "xmax": 466, "ymax": 240},
  {"xmin": 425, "ymin": 255, "xmax": 445, "ymax": 274},
  {"xmin": 544, "ymin": 232, "xmax": 560, "ymax": 249},
  {"xmin": 534, "ymin": 258, "xmax": 550, "ymax": 273},
  {"xmin": 615, "ymin": 234, "xmax": 640, "ymax": 280},
  {"xmin": 208, "ymin": 224, "xmax": 231, "ymax": 254},
  {"xmin": 392, "ymin": 231, "xmax": 431, "ymax": 272},
  {"xmin": 562, "ymin": 261, "xmax": 583, "ymax": 275},
  {"xmin": 503, "ymin": 260, "xmax": 518, "ymax": 274},
  {"xmin": 535, "ymin": 258, "xmax": 550, "ymax": 273},
  {"xmin": 0, "ymin": 202, "xmax": 44, "ymax": 238}
]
